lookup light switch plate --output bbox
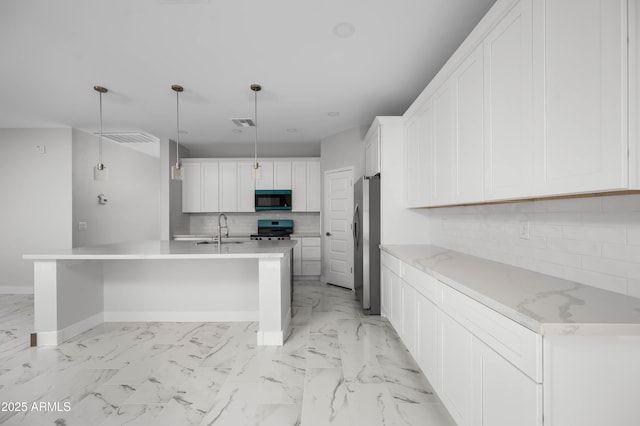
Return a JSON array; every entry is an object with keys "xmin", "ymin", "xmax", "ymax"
[{"xmin": 519, "ymin": 220, "xmax": 530, "ymax": 240}]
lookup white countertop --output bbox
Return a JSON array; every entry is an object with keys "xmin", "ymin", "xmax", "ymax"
[
  {"xmin": 24, "ymin": 240, "xmax": 296, "ymax": 261},
  {"xmin": 381, "ymin": 245, "xmax": 640, "ymax": 336},
  {"xmin": 290, "ymin": 232, "xmax": 321, "ymax": 238}
]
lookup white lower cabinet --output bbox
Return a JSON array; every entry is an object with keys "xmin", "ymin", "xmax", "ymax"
[
  {"xmin": 473, "ymin": 338, "xmax": 542, "ymax": 426},
  {"xmin": 439, "ymin": 311, "xmax": 474, "ymax": 426},
  {"xmin": 292, "ymin": 236, "xmax": 321, "ymax": 277},
  {"xmin": 382, "ymin": 252, "xmax": 542, "ymax": 426}
]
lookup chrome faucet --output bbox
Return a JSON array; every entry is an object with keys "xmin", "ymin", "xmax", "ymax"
[{"xmin": 217, "ymin": 213, "xmax": 229, "ymax": 246}]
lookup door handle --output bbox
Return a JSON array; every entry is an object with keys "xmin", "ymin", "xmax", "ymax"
[{"xmin": 326, "ymin": 232, "xmax": 332, "ymax": 236}]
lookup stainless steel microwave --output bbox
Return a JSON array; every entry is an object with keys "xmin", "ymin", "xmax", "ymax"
[{"xmin": 255, "ymin": 190, "xmax": 292, "ymax": 211}]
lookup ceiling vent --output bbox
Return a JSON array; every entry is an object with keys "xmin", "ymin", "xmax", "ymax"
[
  {"xmin": 231, "ymin": 118, "xmax": 256, "ymax": 127},
  {"xmin": 97, "ymin": 132, "xmax": 160, "ymax": 144}
]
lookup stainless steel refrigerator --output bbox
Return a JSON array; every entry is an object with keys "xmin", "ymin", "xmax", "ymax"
[{"xmin": 353, "ymin": 174, "xmax": 380, "ymax": 315}]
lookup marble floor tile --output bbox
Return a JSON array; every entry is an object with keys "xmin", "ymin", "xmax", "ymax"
[
  {"xmin": 254, "ymin": 404, "xmax": 302, "ymax": 426},
  {"xmin": 300, "ymin": 368, "xmax": 351, "ymax": 426},
  {"xmin": 0, "ymin": 282, "xmax": 457, "ymax": 426}
]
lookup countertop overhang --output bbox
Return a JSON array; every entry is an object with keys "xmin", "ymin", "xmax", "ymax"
[
  {"xmin": 24, "ymin": 240, "xmax": 296, "ymax": 261},
  {"xmin": 381, "ymin": 244, "xmax": 640, "ymax": 336}
]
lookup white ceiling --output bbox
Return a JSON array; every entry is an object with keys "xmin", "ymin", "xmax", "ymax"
[{"xmin": 0, "ymin": 0, "xmax": 496, "ymax": 158}]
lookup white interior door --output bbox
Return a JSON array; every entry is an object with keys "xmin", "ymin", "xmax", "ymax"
[{"xmin": 323, "ymin": 167, "xmax": 354, "ymax": 289}]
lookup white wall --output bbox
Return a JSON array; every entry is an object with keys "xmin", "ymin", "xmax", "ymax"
[
  {"xmin": 0, "ymin": 129, "xmax": 73, "ymax": 293},
  {"xmin": 72, "ymin": 129, "xmax": 161, "ymax": 247},
  {"xmin": 320, "ymin": 127, "xmax": 366, "ymax": 179},
  {"xmin": 427, "ymin": 195, "xmax": 640, "ymax": 299}
]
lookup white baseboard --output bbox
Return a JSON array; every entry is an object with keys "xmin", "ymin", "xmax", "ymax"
[
  {"xmin": 256, "ymin": 306, "xmax": 292, "ymax": 346},
  {"xmin": 37, "ymin": 312, "xmax": 104, "ymax": 346},
  {"xmin": 0, "ymin": 286, "xmax": 34, "ymax": 294},
  {"xmin": 103, "ymin": 310, "xmax": 259, "ymax": 322}
]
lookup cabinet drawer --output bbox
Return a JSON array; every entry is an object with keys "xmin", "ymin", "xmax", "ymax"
[
  {"xmin": 440, "ymin": 285, "xmax": 542, "ymax": 382},
  {"xmin": 401, "ymin": 262, "xmax": 439, "ymax": 304},
  {"xmin": 302, "ymin": 246, "xmax": 321, "ymax": 261},
  {"xmin": 381, "ymin": 252, "xmax": 402, "ymax": 276},
  {"xmin": 302, "ymin": 237, "xmax": 321, "ymax": 247}
]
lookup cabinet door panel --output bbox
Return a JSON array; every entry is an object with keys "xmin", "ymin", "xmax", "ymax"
[
  {"xmin": 473, "ymin": 338, "xmax": 542, "ymax": 426},
  {"xmin": 291, "ymin": 161, "xmax": 307, "ymax": 211},
  {"xmin": 417, "ymin": 294, "xmax": 439, "ymax": 392},
  {"xmin": 484, "ymin": 0, "xmax": 534, "ymax": 200},
  {"xmin": 219, "ymin": 162, "xmax": 238, "ymax": 212},
  {"xmin": 182, "ymin": 162, "xmax": 202, "ymax": 212},
  {"xmin": 306, "ymin": 161, "xmax": 321, "ymax": 211},
  {"xmin": 201, "ymin": 162, "xmax": 219, "ymax": 212},
  {"xmin": 401, "ymin": 281, "xmax": 417, "ymax": 355},
  {"xmin": 237, "ymin": 162, "xmax": 255, "ymax": 212},
  {"xmin": 405, "ymin": 101, "xmax": 434, "ymax": 207},
  {"xmin": 537, "ymin": 0, "xmax": 627, "ymax": 194},
  {"xmin": 433, "ymin": 83, "xmax": 457, "ymax": 206},
  {"xmin": 381, "ymin": 266, "xmax": 392, "ymax": 318},
  {"xmin": 273, "ymin": 161, "xmax": 292, "ymax": 189},
  {"xmin": 255, "ymin": 161, "xmax": 274, "ymax": 190},
  {"xmin": 439, "ymin": 311, "xmax": 473, "ymax": 426},
  {"xmin": 455, "ymin": 45, "xmax": 485, "ymax": 203}
]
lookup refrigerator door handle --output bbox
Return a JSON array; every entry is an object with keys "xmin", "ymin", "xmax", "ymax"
[{"xmin": 353, "ymin": 203, "xmax": 359, "ymax": 249}]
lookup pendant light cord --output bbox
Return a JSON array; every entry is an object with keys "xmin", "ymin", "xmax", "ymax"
[
  {"xmin": 254, "ymin": 88, "xmax": 258, "ymax": 168},
  {"xmin": 98, "ymin": 90, "xmax": 103, "ymax": 167},
  {"xmin": 176, "ymin": 89, "xmax": 180, "ymax": 166}
]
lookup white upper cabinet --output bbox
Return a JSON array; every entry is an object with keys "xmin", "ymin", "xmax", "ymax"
[
  {"xmin": 219, "ymin": 161, "xmax": 238, "ymax": 212},
  {"xmin": 455, "ymin": 45, "xmax": 485, "ymax": 204},
  {"xmin": 273, "ymin": 161, "xmax": 292, "ymax": 189},
  {"xmin": 433, "ymin": 82, "xmax": 457, "ymax": 206},
  {"xmin": 403, "ymin": 0, "xmax": 635, "ymax": 207},
  {"xmin": 236, "ymin": 161, "xmax": 255, "ymax": 212},
  {"xmin": 633, "ymin": 0, "xmax": 640, "ymax": 188},
  {"xmin": 181, "ymin": 160, "xmax": 219, "ymax": 213},
  {"xmin": 254, "ymin": 161, "xmax": 274, "ymax": 190},
  {"xmin": 255, "ymin": 161, "xmax": 292, "ymax": 190},
  {"xmin": 305, "ymin": 160, "xmax": 321, "ymax": 212},
  {"xmin": 484, "ymin": 0, "xmax": 534, "ymax": 201},
  {"xmin": 534, "ymin": 0, "xmax": 627, "ymax": 195},
  {"xmin": 364, "ymin": 125, "xmax": 381, "ymax": 176},
  {"xmin": 201, "ymin": 161, "xmax": 220, "ymax": 212},
  {"xmin": 181, "ymin": 161, "xmax": 202, "ymax": 213},
  {"xmin": 405, "ymin": 101, "xmax": 434, "ymax": 208}
]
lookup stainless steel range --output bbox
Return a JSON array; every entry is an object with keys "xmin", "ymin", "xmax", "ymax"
[{"xmin": 250, "ymin": 219, "xmax": 293, "ymax": 240}]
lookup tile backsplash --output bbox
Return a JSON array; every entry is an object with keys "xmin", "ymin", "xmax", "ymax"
[
  {"xmin": 189, "ymin": 212, "xmax": 320, "ymax": 236},
  {"xmin": 427, "ymin": 194, "xmax": 640, "ymax": 299}
]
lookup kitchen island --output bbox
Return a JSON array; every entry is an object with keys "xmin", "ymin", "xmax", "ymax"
[{"xmin": 23, "ymin": 240, "xmax": 295, "ymax": 347}]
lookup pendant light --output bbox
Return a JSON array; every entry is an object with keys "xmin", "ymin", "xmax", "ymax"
[
  {"xmin": 251, "ymin": 83, "xmax": 262, "ymax": 178},
  {"xmin": 93, "ymin": 85, "xmax": 108, "ymax": 181},
  {"xmin": 171, "ymin": 84, "xmax": 184, "ymax": 181}
]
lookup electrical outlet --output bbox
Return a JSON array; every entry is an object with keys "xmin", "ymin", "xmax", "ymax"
[
  {"xmin": 36, "ymin": 145, "xmax": 46, "ymax": 155},
  {"xmin": 78, "ymin": 222, "xmax": 87, "ymax": 231},
  {"xmin": 519, "ymin": 220, "xmax": 530, "ymax": 240}
]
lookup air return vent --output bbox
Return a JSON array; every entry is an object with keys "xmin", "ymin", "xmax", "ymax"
[
  {"xmin": 98, "ymin": 132, "xmax": 160, "ymax": 144},
  {"xmin": 231, "ymin": 118, "xmax": 256, "ymax": 127}
]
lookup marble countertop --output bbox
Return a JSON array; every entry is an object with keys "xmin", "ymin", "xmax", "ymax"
[
  {"xmin": 381, "ymin": 245, "xmax": 640, "ymax": 336},
  {"xmin": 24, "ymin": 240, "xmax": 296, "ymax": 261}
]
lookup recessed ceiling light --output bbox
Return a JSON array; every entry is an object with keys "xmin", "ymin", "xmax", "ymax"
[
  {"xmin": 286, "ymin": 128, "xmax": 297, "ymax": 133},
  {"xmin": 328, "ymin": 111, "xmax": 340, "ymax": 117},
  {"xmin": 333, "ymin": 22, "xmax": 355, "ymax": 38}
]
